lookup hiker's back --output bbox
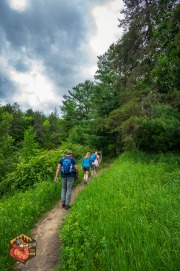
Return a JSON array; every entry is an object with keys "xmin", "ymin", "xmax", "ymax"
[
  {"xmin": 61, "ymin": 156, "xmax": 76, "ymax": 175},
  {"xmin": 82, "ymin": 157, "xmax": 92, "ymax": 168}
]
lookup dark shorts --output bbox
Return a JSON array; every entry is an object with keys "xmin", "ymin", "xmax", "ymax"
[{"xmin": 83, "ymin": 167, "xmax": 90, "ymax": 171}]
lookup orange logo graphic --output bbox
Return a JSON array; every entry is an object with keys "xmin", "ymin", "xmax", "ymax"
[{"xmin": 10, "ymin": 234, "xmax": 37, "ymax": 263}]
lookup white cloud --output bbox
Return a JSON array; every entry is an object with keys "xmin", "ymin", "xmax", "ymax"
[
  {"xmin": 90, "ymin": 0, "xmax": 123, "ymax": 55},
  {"xmin": 1, "ymin": 0, "xmax": 124, "ymax": 115},
  {"xmin": 87, "ymin": 0, "xmax": 123, "ymax": 76},
  {"xmin": 9, "ymin": 61, "xmax": 60, "ymax": 113},
  {"xmin": 8, "ymin": 0, "xmax": 29, "ymax": 11}
]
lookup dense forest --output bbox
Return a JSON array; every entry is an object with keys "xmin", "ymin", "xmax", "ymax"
[{"xmin": 0, "ymin": 0, "xmax": 179, "ymax": 184}]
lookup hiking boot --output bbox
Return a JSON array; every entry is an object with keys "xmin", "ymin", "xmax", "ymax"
[
  {"xmin": 62, "ymin": 201, "xmax": 65, "ymax": 208},
  {"xmin": 84, "ymin": 180, "xmax": 87, "ymax": 186},
  {"xmin": 65, "ymin": 205, "xmax": 71, "ymax": 210}
]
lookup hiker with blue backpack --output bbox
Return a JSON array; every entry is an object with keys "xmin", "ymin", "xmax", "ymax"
[
  {"xmin": 91, "ymin": 151, "xmax": 100, "ymax": 176},
  {"xmin": 82, "ymin": 152, "xmax": 92, "ymax": 185},
  {"xmin": 55, "ymin": 150, "xmax": 78, "ymax": 210}
]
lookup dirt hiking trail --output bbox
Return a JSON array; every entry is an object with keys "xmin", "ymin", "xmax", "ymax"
[{"xmin": 15, "ymin": 167, "xmax": 106, "ymax": 271}]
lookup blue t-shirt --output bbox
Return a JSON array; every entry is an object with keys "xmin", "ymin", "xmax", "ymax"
[
  {"xmin": 82, "ymin": 157, "xmax": 92, "ymax": 168},
  {"xmin": 59, "ymin": 156, "xmax": 77, "ymax": 178}
]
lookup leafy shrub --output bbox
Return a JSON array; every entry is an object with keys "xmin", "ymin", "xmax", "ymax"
[
  {"xmin": 122, "ymin": 105, "xmax": 180, "ymax": 152},
  {"xmin": 0, "ymin": 143, "xmax": 90, "ymax": 197}
]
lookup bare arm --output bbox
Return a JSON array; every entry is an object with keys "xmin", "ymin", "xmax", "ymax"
[
  {"xmin": 74, "ymin": 164, "xmax": 78, "ymax": 175},
  {"xmin": 55, "ymin": 164, "xmax": 61, "ymax": 183},
  {"xmin": 97, "ymin": 155, "xmax": 100, "ymax": 164}
]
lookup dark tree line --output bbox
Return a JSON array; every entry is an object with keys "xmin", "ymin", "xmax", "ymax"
[{"xmin": 60, "ymin": 0, "xmax": 180, "ymax": 154}]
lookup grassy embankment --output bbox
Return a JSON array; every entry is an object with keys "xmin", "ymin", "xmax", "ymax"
[
  {"xmin": 57, "ymin": 152, "xmax": 179, "ymax": 271},
  {"xmin": 0, "ymin": 180, "xmax": 61, "ymax": 270},
  {"xmin": 0, "ymin": 143, "xmax": 88, "ymax": 271}
]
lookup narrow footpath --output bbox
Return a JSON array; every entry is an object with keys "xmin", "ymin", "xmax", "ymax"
[{"xmin": 15, "ymin": 167, "xmax": 106, "ymax": 271}]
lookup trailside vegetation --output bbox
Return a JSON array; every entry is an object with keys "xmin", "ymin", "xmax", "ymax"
[
  {"xmin": 0, "ymin": 143, "xmax": 89, "ymax": 197},
  {"xmin": 58, "ymin": 152, "xmax": 180, "ymax": 271},
  {"xmin": 0, "ymin": 181, "xmax": 61, "ymax": 270},
  {"xmin": 0, "ymin": 143, "xmax": 88, "ymax": 270}
]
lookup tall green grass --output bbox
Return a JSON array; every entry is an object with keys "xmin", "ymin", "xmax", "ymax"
[
  {"xmin": 58, "ymin": 152, "xmax": 180, "ymax": 271},
  {"xmin": 0, "ymin": 143, "xmax": 91, "ymax": 270},
  {"xmin": 0, "ymin": 180, "xmax": 61, "ymax": 271},
  {"xmin": 0, "ymin": 160, "xmax": 84, "ymax": 271}
]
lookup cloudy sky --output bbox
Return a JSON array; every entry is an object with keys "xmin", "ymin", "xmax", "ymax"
[{"xmin": 0, "ymin": 0, "xmax": 124, "ymax": 115}]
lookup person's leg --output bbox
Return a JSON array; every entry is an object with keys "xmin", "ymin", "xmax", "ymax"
[
  {"xmin": 83, "ymin": 168, "xmax": 87, "ymax": 185},
  {"xmin": 83, "ymin": 169, "xmax": 86, "ymax": 181},
  {"xmin": 94, "ymin": 166, "xmax": 97, "ymax": 176},
  {"xmin": 61, "ymin": 177, "xmax": 67, "ymax": 207},
  {"xmin": 85, "ymin": 170, "xmax": 89, "ymax": 181},
  {"xmin": 82, "ymin": 167, "xmax": 86, "ymax": 180},
  {"xmin": 91, "ymin": 164, "xmax": 95, "ymax": 177},
  {"xmin": 84, "ymin": 168, "xmax": 90, "ymax": 185},
  {"xmin": 65, "ymin": 177, "xmax": 74, "ymax": 207}
]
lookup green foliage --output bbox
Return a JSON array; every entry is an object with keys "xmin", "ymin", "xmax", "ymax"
[
  {"xmin": 93, "ymin": 45, "xmax": 120, "ymax": 117},
  {"xmin": 67, "ymin": 123, "xmax": 90, "ymax": 146},
  {"xmin": 148, "ymin": 2, "xmax": 180, "ymax": 100},
  {"xmin": 0, "ymin": 143, "xmax": 90, "ymax": 197},
  {"xmin": 59, "ymin": 152, "xmax": 180, "ymax": 271},
  {"xmin": 2, "ymin": 103, "xmax": 25, "ymax": 147},
  {"xmin": 0, "ymin": 142, "xmax": 93, "ymax": 270},
  {"xmin": 95, "ymin": 44, "xmax": 118, "ymax": 85},
  {"xmin": 0, "ymin": 111, "xmax": 15, "ymax": 181},
  {"xmin": 93, "ymin": 100, "xmax": 142, "ymax": 154},
  {"xmin": 92, "ymin": 83, "xmax": 119, "ymax": 117},
  {"xmin": 0, "ymin": 180, "xmax": 61, "ymax": 271},
  {"xmin": 21, "ymin": 126, "xmax": 40, "ymax": 161},
  {"xmin": 60, "ymin": 80, "xmax": 95, "ymax": 141},
  {"xmin": 115, "ymin": 104, "xmax": 180, "ymax": 152},
  {"xmin": 0, "ymin": 150, "xmax": 58, "ymax": 196},
  {"xmin": 133, "ymin": 105, "xmax": 180, "ymax": 152},
  {"xmin": 110, "ymin": 1, "xmax": 180, "ymax": 153}
]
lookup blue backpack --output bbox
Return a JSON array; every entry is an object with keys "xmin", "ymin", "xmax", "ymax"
[
  {"xmin": 91, "ymin": 153, "xmax": 96, "ymax": 162},
  {"xmin": 61, "ymin": 157, "xmax": 74, "ymax": 174}
]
